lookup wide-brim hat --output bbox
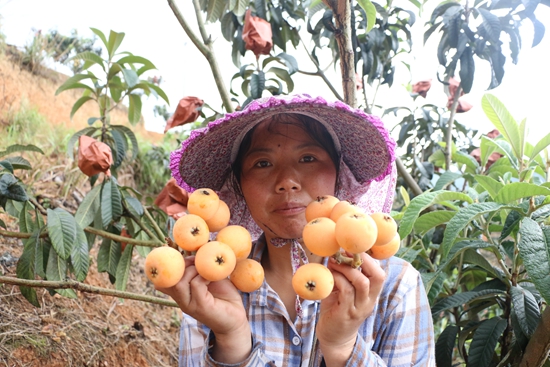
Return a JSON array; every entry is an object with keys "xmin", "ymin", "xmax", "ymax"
[{"xmin": 170, "ymin": 94, "xmax": 396, "ymax": 193}]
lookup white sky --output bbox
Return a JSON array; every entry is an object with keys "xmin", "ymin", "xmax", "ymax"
[{"xmin": 1, "ymin": 0, "xmax": 549, "ymax": 145}]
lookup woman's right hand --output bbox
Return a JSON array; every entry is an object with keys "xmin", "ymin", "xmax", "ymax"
[{"xmin": 155, "ymin": 256, "xmax": 252, "ymax": 363}]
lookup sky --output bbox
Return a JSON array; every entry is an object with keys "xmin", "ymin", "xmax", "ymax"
[{"xmin": 1, "ymin": 0, "xmax": 549, "ymax": 145}]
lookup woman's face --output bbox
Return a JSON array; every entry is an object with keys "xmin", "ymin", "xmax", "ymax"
[{"xmin": 239, "ymin": 118, "xmax": 337, "ymax": 240}]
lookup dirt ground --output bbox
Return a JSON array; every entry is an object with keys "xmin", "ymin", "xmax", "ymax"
[{"xmin": 0, "ymin": 52, "xmax": 180, "ymax": 366}]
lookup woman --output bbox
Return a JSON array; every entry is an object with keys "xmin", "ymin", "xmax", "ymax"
[{"xmin": 162, "ymin": 94, "xmax": 435, "ymax": 366}]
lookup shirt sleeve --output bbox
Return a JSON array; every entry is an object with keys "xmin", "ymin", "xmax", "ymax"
[
  {"xmin": 179, "ymin": 314, "xmax": 275, "ymax": 367},
  {"xmin": 344, "ymin": 260, "xmax": 436, "ymax": 367}
]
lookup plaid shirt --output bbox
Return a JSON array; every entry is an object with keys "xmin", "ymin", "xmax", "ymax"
[{"xmin": 179, "ymin": 236, "xmax": 435, "ymax": 367}]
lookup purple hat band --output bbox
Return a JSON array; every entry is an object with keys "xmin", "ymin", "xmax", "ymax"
[{"xmin": 170, "ymin": 94, "xmax": 396, "ymax": 193}]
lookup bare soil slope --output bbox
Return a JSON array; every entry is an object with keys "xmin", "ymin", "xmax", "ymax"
[{"xmin": 0, "ymin": 54, "xmax": 180, "ymax": 367}]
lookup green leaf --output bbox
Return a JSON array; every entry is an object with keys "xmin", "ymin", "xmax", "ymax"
[
  {"xmin": 0, "ymin": 144, "xmax": 44, "ymax": 158},
  {"xmin": 16, "ymin": 230, "xmax": 41, "ymax": 307},
  {"xmin": 399, "ymin": 186, "xmax": 410, "ymax": 206},
  {"xmin": 462, "ymin": 249, "xmax": 502, "ymax": 278},
  {"xmin": 19, "ymin": 201, "xmax": 34, "ymax": 233},
  {"xmin": 434, "ymin": 171, "xmax": 462, "ymax": 191},
  {"xmin": 399, "ymin": 190, "xmax": 474, "ymax": 239},
  {"xmin": 474, "ymin": 175, "xmax": 504, "ymax": 199},
  {"xmin": 435, "ymin": 325, "xmax": 458, "ymax": 367},
  {"xmin": 70, "ymin": 96, "xmax": 94, "ymax": 120},
  {"xmin": 250, "ymin": 71, "xmax": 266, "ymax": 99},
  {"xmin": 453, "ymin": 151, "xmax": 480, "ymax": 173},
  {"xmin": 481, "ymin": 94, "xmax": 521, "ymax": 161},
  {"xmin": 69, "ymin": 51, "xmax": 105, "ymax": 71},
  {"xmin": 116, "ymin": 55, "xmax": 156, "ymax": 70},
  {"xmin": 128, "ymin": 94, "xmax": 142, "ymax": 125},
  {"xmin": 110, "ymin": 128, "xmax": 126, "ymax": 168},
  {"xmin": 47, "ymin": 208, "xmax": 76, "ymax": 260},
  {"xmin": 441, "ymin": 202, "xmax": 503, "ymax": 256},
  {"xmin": 100, "ymin": 181, "xmax": 112, "ymax": 228},
  {"xmin": 0, "ymin": 174, "xmax": 29, "ymax": 202},
  {"xmin": 146, "ymin": 83, "xmax": 170, "ymax": 104},
  {"xmin": 493, "ymin": 182, "xmax": 550, "ymax": 204},
  {"xmin": 0, "ymin": 160, "xmax": 13, "ymax": 173},
  {"xmin": 121, "ymin": 68, "xmax": 139, "ymax": 88},
  {"xmin": 478, "ymin": 9, "xmax": 502, "ymax": 42},
  {"xmin": 45, "ymin": 248, "xmax": 77, "ymax": 298},
  {"xmin": 467, "ymin": 317, "xmax": 507, "ymax": 367},
  {"xmin": 124, "ymin": 195, "xmax": 144, "ymax": 217},
  {"xmin": 432, "ymin": 289, "xmax": 506, "ymax": 315},
  {"xmin": 480, "ymin": 136, "xmax": 498, "ymax": 169},
  {"xmin": 529, "ymin": 131, "xmax": 550, "ymax": 161},
  {"xmin": 115, "ymin": 244, "xmax": 133, "ymax": 291},
  {"xmin": 459, "ymin": 46, "xmax": 475, "ymax": 93},
  {"xmin": 268, "ymin": 66, "xmax": 294, "ymax": 93},
  {"xmin": 206, "ymin": 0, "xmax": 226, "ymax": 22},
  {"xmin": 75, "ymin": 184, "xmax": 101, "ymax": 228},
  {"xmin": 90, "ymin": 27, "xmax": 108, "ymax": 47},
  {"xmin": 518, "ymin": 218, "xmax": 550, "ymax": 303},
  {"xmin": 357, "ymin": 0, "xmax": 377, "ymax": 33},
  {"xmin": 232, "ymin": 0, "xmax": 247, "ymax": 16},
  {"xmin": 510, "ymin": 285, "xmax": 541, "ymax": 337},
  {"xmin": 97, "ymin": 238, "xmax": 121, "ymax": 276},
  {"xmin": 4, "ymin": 156, "xmax": 32, "ymax": 171},
  {"xmin": 112, "ymin": 125, "xmax": 139, "ymax": 160},
  {"xmin": 275, "ymin": 53, "xmax": 299, "ymax": 75},
  {"xmin": 413, "ymin": 210, "xmax": 456, "ymax": 234},
  {"xmin": 70, "ymin": 223, "xmax": 90, "ymax": 282},
  {"xmin": 67, "ymin": 127, "xmax": 99, "ymax": 160},
  {"xmin": 107, "ymin": 30, "xmax": 125, "ymax": 59}
]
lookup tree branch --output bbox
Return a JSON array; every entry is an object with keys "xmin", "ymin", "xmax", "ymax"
[
  {"xmin": 445, "ymin": 84, "xmax": 462, "ymax": 171},
  {"xmin": 167, "ymin": 0, "xmax": 234, "ymax": 113},
  {"xmin": 0, "ymin": 276, "xmax": 178, "ymax": 308},
  {"xmin": 520, "ymin": 305, "xmax": 550, "ymax": 367}
]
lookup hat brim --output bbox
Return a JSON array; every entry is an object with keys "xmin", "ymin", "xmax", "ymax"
[{"xmin": 170, "ymin": 95, "xmax": 395, "ymax": 192}]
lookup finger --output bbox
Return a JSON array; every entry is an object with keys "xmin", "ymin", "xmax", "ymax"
[{"xmin": 357, "ymin": 253, "xmax": 386, "ymax": 297}]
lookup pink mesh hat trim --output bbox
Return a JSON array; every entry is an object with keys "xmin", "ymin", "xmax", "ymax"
[{"xmin": 169, "ymin": 94, "xmax": 396, "ymax": 193}]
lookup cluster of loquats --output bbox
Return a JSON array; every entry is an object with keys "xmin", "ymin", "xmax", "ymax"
[
  {"xmin": 293, "ymin": 196, "xmax": 400, "ymax": 301},
  {"xmin": 145, "ymin": 188, "xmax": 264, "ymax": 292}
]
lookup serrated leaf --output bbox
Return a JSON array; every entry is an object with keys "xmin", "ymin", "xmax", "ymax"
[
  {"xmin": 462, "ymin": 249, "xmax": 502, "ymax": 278},
  {"xmin": 112, "ymin": 125, "xmax": 139, "ymax": 160},
  {"xmin": 474, "ymin": 175, "xmax": 504, "ymax": 199},
  {"xmin": 493, "ymin": 182, "xmax": 550, "ymax": 204},
  {"xmin": 481, "ymin": 94, "xmax": 521, "ymax": 161},
  {"xmin": 47, "ymin": 208, "xmax": 77, "ymax": 260},
  {"xmin": 0, "ymin": 174, "xmax": 28, "ymax": 202},
  {"xmin": 16, "ymin": 232, "xmax": 40, "ymax": 307},
  {"xmin": 0, "ymin": 144, "xmax": 44, "ymax": 158},
  {"xmin": 250, "ymin": 72, "xmax": 266, "ymax": 99},
  {"xmin": 97, "ymin": 238, "xmax": 121, "ymax": 276},
  {"xmin": 432, "ymin": 289, "xmax": 506, "ymax": 315},
  {"xmin": 478, "ymin": 8, "xmax": 502, "ymax": 42},
  {"xmin": 4, "ymin": 156, "xmax": 32, "ymax": 171},
  {"xmin": 435, "ymin": 324, "xmax": 458, "ymax": 367},
  {"xmin": 128, "ymin": 94, "xmax": 142, "ymax": 125},
  {"xmin": 115, "ymin": 244, "xmax": 133, "ymax": 291},
  {"xmin": 434, "ymin": 171, "xmax": 462, "ymax": 191},
  {"xmin": 45, "ymin": 248, "xmax": 77, "ymax": 298},
  {"xmin": 110, "ymin": 179, "xmax": 123, "ymax": 220},
  {"xmin": 459, "ymin": 46, "xmax": 475, "ymax": 93},
  {"xmin": 413, "ymin": 210, "xmax": 456, "ymax": 234},
  {"xmin": 100, "ymin": 181, "xmax": 112, "ymax": 229},
  {"xmin": 124, "ymin": 195, "xmax": 144, "ymax": 217},
  {"xmin": 67, "ymin": 127, "xmax": 99, "ymax": 160},
  {"xmin": 75, "ymin": 184, "xmax": 101, "ymax": 228},
  {"xmin": 518, "ymin": 218, "xmax": 550, "ymax": 303},
  {"xmin": 467, "ymin": 317, "xmax": 507, "ymax": 367},
  {"xmin": 70, "ymin": 223, "xmax": 90, "ymax": 282},
  {"xmin": 399, "ymin": 190, "xmax": 474, "ymax": 239},
  {"xmin": 441, "ymin": 202, "xmax": 503, "ymax": 256},
  {"xmin": 232, "ymin": 0, "xmax": 247, "ymax": 16},
  {"xmin": 19, "ymin": 201, "xmax": 34, "ymax": 233},
  {"xmin": 110, "ymin": 128, "xmax": 126, "ymax": 168},
  {"xmin": 510, "ymin": 285, "xmax": 541, "ymax": 337}
]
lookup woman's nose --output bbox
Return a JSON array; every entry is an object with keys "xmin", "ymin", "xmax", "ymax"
[{"xmin": 275, "ymin": 167, "xmax": 301, "ymax": 192}]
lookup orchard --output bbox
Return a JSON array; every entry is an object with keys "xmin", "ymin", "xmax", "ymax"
[{"xmin": 1, "ymin": 1, "xmax": 550, "ymax": 366}]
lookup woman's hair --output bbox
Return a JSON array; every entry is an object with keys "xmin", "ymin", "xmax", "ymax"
[{"xmin": 229, "ymin": 113, "xmax": 340, "ymax": 196}]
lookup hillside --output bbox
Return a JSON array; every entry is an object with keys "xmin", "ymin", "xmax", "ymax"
[{"xmin": 0, "ymin": 54, "xmax": 180, "ymax": 366}]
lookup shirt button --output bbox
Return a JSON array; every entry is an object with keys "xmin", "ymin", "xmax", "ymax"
[{"xmin": 292, "ymin": 336, "xmax": 301, "ymax": 346}]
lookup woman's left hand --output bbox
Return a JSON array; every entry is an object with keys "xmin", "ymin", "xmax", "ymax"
[{"xmin": 316, "ymin": 252, "xmax": 386, "ymax": 366}]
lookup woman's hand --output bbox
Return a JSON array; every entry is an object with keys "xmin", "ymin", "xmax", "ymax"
[
  {"xmin": 156, "ymin": 256, "xmax": 252, "ymax": 364},
  {"xmin": 316, "ymin": 252, "xmax": 386, "ymax": 366}
]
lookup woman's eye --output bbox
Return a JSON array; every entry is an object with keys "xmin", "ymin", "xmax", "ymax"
[
  {"xmin": 254, "ymin": 160, "xmax": 271, "ymax": 168},
  {"xmin": 300, "ymin": 156, "xmax": 316, "ymax": 163}
]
